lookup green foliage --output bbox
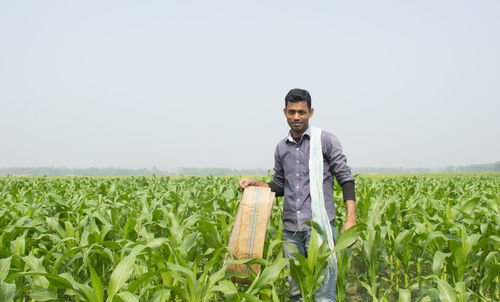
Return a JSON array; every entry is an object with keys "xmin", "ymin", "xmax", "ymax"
[
  {"xmin": 340, "ymin": 175, "xmax": 500, "ymax": 301},
  {"xmin": 0, "ymin": 174, "xmax": 498, "ymax": 301}
]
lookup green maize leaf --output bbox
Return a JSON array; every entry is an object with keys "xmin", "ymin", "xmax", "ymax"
[
  {"xmin": 127, "ymin": 269, "xmax": 168, "ymax": 293},
  {"xmin": 89, "ymin": 266, "xmax": 104, "ymax": 302},
  {"xmin": 489, "ymin": 235, "xmax": 500, "ymax": 243},
  {"xmin": 271, "ymin": 285, "xmax": 280, "ymax": 302},
  {"xmin": 290, "ymin": 251, "xmax": 313, "ymax": 276},
  {"xmin": 358, "ymin": 280, "xmax": 380, "ymax": 302},
  {"xmin": 10, "ymin": 235, "xmax": 26, "ymax": 256},
  {"xmin": 101, "ymin": 240, "xmax": 122, "ymax": 250},
  {"xmin": 78, "ymin": 284, "xmax": 99, "ymax": 302},
  {"xmin": 22, "ymin": 254, "xmax": 46, "ymax": 273},
  {"xmin": 21, "ymin": 255, "xmax": 50, "ymax": 288},
  {"xmin": 57, "ymin": 272, "xmax": 80, "ymax": 290},
  {"xmin": 150, "ymin": 289, "xmax": 171, "ymax": 302},
  {"xmin": 419, "ymin": 295, "xmax": 432, "ymax": 302},
  {"xmin": 247, "ymin": 257, "xmax": 288, "ymax": 294},
  {"xmin": 197, "ymin": 220, "xmax": 221, "ymax": 249},
  {"xmin": 454, "ymin": 281, "xmax": 471, "ymax": 301},
  {"xmin": 6, "ymin": 272, "xmax": 73, "ymax": 289},
  {"xmin": 224, "ymin": 257, "xmax": 268, "ymax": 269},
  {"xmin": 307, "ymin": 228, "xmax": 320, "ymax": 270},
  {"xmin": 225, "ymin": 271, "xmax": 250, "ymax": 281},
  {"xmin": 398, "ymin": 288, "xmax": 411, "ymax": 302},
  {"xmin": 483, "ymin": 250, "xmax": 499, "ymax": 267},
  {"xmin": 10, "ymin": 216, "xmax": 43, "ymax": 230},
  {"xmin": 434, "ymin": 277, "xmax": 458, "ymax": 302},
  {"xmin": 64, "ymin": 221, "xmax": 75, "ymax": 239},
  {"xmin": 43, "ymin": 237, "xmax": 79, "ymax": 264},
  {"xmin": 46, "ymin": 217, "xmax": 66, "ymax": 238},
  {"xmin": 432, "ymin": 251, "xmax": 450, "ymax": 276},
  {"xmin": 0, "ymin": 281, "xmax": 16, "ymax": 302},
  {"xmin": 0, "ymin": 257, "xmax": 11, "ymax": 282},
  {"xmin": 482, "ymin": 263, "xmax": 500, "ymax": 291},
  {"xmin": 394, "ymin": 229, "xmax": 411, "ymax": 247},
  {"xmin": 165, "ymin": 262, "xmax": 196, "ymax": 284},
  {"xmin": 146, "ymin": 238, "xmax": 169, "ymax": 249},
  {"xmin": 117, "ymin": 291, "xmax": 139, "ymax": 302},
  {"xmin": 107, "ymin": 245, "xmax": 146, "ymax": 302},
  {"xmin": 461, "ymin": 196, "xmax": 481, "ymax": 213},
  {"xmin": 29, "ymin": 288, "xmax": 59, "ymax": 301},
  {"xmin": 238, "ymin": 292, "xmax": 262, "ymax": 302},
  {"xmin": 206, "ymin": 264, "xmax": 228, "ymax": 289},
  {"xmin": 208, "ymin": 280, "xmax": 239, "ymax": 295},
  {"xmin": 51, "ymin": 244, "xmax": 91, "ymax": 274},
  {"xmin": 289, "ymin": 260, "xmax": 306, "ymax": 299},
  {"xmin": 265, "ymin": 239, "xmax": 283, "ymax": 260},
  {"xmin": 181, "ymin": 233, "xmax": 198, "ymax": 253},
  {"xmin": 332, "ymin": 223, "xmax": 365, "ymax": 253},
  {"xmin": 421, "ymin": 231, "xmax": 449, "ymax": 254}
]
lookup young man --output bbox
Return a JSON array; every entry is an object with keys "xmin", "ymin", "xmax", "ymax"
[{"xmin": 238, "ymin": 88, "xmax": 356, "ymax": 302}]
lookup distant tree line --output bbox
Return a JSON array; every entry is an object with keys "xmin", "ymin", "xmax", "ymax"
[
  {"xmin": 352, "ymin": 161, "xmax": 500, "ymax": 174},
  {"xmin": 0, "ymin": 166, "xmax": 269, "ymax": 176},
  {"xmin": 440, "ymin": 161, "xmax": 500, "ymax": 173},
  {"xmin": 1, "ymin": 162, "xmax": 498, "ymax": 176},
  {"xmin": 0, "ymin": 167, "xmax": 167, "ymax": 176}
]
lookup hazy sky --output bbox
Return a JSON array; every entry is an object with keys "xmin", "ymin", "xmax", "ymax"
[{"xmin": 1, "ymin": 0, "xmax": 499, "ymax": 170}]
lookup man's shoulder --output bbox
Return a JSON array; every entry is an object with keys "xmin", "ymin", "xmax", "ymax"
[
  {"xmin": 319, "ymin": 129, "xmax": 338, "ymax": 140},
  {"xmin": 275, "ymin": 135, "xmax": 289, "ymax": 146},
  {"xmin": 318, "ymin": 129, "xmax": 342, "ymax": 148}
]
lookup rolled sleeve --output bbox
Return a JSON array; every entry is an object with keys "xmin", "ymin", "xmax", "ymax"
[
  {"xmin": 323, "ymin": 132, "xmax": 355, "ymax": 185},
  {"xmin": 341, "ymin": 181, "xmax": 356, "ymax": 201}
]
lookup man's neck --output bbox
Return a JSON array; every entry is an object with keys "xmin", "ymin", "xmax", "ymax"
[{"xmin": 291, "ymin": 130, "xmax": 305, "ymax": 139}]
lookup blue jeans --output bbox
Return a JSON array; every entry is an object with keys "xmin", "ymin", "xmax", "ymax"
[{"xmin": 282, "ymin": 222, "xmax": 337, "ymax": 302}]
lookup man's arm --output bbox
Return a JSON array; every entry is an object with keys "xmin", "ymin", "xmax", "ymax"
[
  {"xmin": 342, "ymin": 199, "xmax": 356, "ymax": 233},
  {"xmin": 341, "ymin": 180, "xmax": 356, "ymax": 233},
  {"xmin": 322, "ymin": 132, "xmax": 357, "ymax": 233}
]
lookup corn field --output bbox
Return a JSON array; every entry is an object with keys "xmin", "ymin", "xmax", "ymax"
[{"xmin": 0, "ymin": 174, "xmax": 498, "ymax": 301}]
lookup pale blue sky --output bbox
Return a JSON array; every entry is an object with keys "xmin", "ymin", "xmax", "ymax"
[{"xmin": 1, "ymin": 0, "xmax": 499, "ymax": 170}]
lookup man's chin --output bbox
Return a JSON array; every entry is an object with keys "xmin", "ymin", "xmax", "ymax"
[{"xmin": 291, "ymin": 127, "xmax": 306, "ymax": 134}]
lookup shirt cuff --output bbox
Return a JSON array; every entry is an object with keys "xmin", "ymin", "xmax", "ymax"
[
  {"xmin": 341, "ymin": 181, "xmax": 356, "ymax": 201},
  {"xmin": 267, "ymin": 181, "xmax": 284, "ymax": 197}
]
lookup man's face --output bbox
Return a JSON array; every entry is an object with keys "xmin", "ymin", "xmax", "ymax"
[{"xmin": 284, "ymin": 101, "xmax": 314, "ymax": 137}]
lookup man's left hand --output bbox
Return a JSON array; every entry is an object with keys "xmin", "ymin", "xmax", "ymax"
[{"xmin": 341, "ymin": 218, "xmax": 356, "ymax": 234}]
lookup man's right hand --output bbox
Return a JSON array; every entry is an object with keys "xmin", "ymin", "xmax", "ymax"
[{"xmin": 238, "ymin": 178, "xmax": 257, "ymax": 191}]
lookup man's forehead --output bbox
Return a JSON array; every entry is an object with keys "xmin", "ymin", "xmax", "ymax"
[{"xmin": 286, "ymin": 101, "xmax": 309, "ymax": 109}]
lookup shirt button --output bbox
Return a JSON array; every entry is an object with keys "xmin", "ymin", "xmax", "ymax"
[
  {"xmin": 297, "ymin": 199, "xmax": 300, "ymax": 202},
  {"xmin": 296, "ymin": 148, "xmax": 299, "ymax": 150},
  {"xmin": 297, "ymin": 211, "xmax": 301, "ymax": 214},
  {"xmin": 296, "ymin": 185, "xmax": 299, "ymax": 189},
  {"xmin": 296, "ymin": 173, "xmax": 299, "ymax": 177},
  {"xmin": 296, "ymin": 160, "xmax": 299, "ymax": 163}
]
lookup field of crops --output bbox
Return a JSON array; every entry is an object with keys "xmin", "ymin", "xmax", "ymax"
[{"xmin": 0, "ymin": 174, "xmax": 498, "ymax": 301}]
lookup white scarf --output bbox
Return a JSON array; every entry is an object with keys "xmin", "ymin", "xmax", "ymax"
[{"xmin": 309, "ymin": 127, "xmax": 336, "ymax": 267}]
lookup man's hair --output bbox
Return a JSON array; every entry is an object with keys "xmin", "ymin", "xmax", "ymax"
[{"xmin": 285, "ymin": 88, "xmax": 312, "ymax": 109}]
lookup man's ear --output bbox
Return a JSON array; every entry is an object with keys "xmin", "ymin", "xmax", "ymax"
[
  {"xmin": 283, "ymin": 107, "xmax": 287, "ymax": 116},
  {"xmin": 309, "ymin": 108, "xmax": 314, "ymax": 117}
]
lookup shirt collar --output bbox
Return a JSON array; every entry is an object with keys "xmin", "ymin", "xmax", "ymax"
[{"xmin": 286, "ymin": 126, "xmax": 312, "ymax": 142}]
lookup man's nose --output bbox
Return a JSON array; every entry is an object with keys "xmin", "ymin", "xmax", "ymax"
[{"xmin": 293, "ymin": 113, "xmax": 300, "ymax": 120}]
